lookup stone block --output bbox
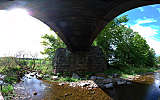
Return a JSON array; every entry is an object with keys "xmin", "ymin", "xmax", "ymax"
[{"xmin": 53, "ymin": 46, "xmax": 107, "ymax": 74}]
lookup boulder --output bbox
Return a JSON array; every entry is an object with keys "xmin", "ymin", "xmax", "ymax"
[
  {"xmin": 72, "ymin": 73, "xmax": 80, "ymax": 79},
  {"xmin": 104, "ymin": 83, "xmax": 113, "ymax": 88},
  {"xmin": 96, "ymin": 77, "xmax": 105, "ymax": 80},
  {"xmin": 36, "ymin": 73, "xmax": 43, "ymax": 79},
  {"xmin": 117, "ymin": 80, "xmax": 126, "ymax": 85},
  {"xmin": 79, "ymin": 83, "xmax": 90, "ymax": 87},
  {"xmin": 90, "ymin": 76, "xmax": 97, "ymax": 80},
  {"xmin": 0, "ymin": 75, "xmax": 6, "ymax": 80},
  {"xmin": 112, "ymin": 73, "xmax": 120, "ymax": 78},
  {"xmin": 43, "ymin": 74, "xmax": 49, "ymax": 78},
  {"xmin": 52, "ymin": 76, "xmax": 59, "ymax": 80},
  {"xmin": 103, "ymin": 78, "xmax": 112, "ymax": 83}
]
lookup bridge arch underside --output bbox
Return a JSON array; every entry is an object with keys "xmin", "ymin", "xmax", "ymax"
[{"xmin": 1, "ymin": 0, "xmax": 159, "ymax": 73}]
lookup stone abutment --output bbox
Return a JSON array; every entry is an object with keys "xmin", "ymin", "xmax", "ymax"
[{"xmin": 53, "ymin": 47, "xmax": 107, "ymax": 74}]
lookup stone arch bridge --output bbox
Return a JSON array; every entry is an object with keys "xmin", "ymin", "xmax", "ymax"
[{"xmin": 0, "ymin": 0, "xmax": 159, "ymax": 73}]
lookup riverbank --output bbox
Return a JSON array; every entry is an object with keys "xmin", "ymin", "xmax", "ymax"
[
  {"xmin": 13, "ymin": 71, "xmax": 156, "ymax": 100},
  {"xmin": 14, "ymin": 66, "xmax": 159, "ymax": 90},
  {"xmin": 48, "ymin": 66, "xmax": 159, "ymax": 89},
  {"xmin": 0, "ymin": 66, "xmax": 159, "ymax": 99}
]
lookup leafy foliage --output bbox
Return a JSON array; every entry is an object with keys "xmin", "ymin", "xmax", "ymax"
[
  {"xmin": 1, "ymin": 84, "xmax": 14, "ymax": 95},
  {"xmin": 93, "ymin": 15, "xmax": 156, "ymax": 67},
  {"xmin": 58, "ymin": 77, "xmax": 80, "ymax": 82},
  {"xmin": 41, "ymin": 34, "xmax": 66, "ymax": 60}
]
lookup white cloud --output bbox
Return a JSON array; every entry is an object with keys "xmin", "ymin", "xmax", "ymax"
[
  {"xmin": 146, "ymin": 38, "xmax": 160, "ymax": 55},
  {"xmin": 136, "ymin": 18, "xmax": 157, "ymax": 24},
  {"xmin": 131, "ymin": 24, "xmax": 158, "ymax": 38},
  {"xmin": 137, "ymin": 7, "xmax": 144, "ymax": 12},
  {"xmin": 130, "ymin": 19, "xmax": 160, "ymax": 55}
]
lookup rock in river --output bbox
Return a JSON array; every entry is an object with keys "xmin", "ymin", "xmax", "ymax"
[
  {"xmin": 72, "ymin": 73, "xmax": 80, "ymax": 79},
  {"xmin": 52, "ymin": 76, "xmax": 59, "ymax": 80},
  {"xmin": 104, "ymin": 83, "xmax": 113, "ymax": 88}
]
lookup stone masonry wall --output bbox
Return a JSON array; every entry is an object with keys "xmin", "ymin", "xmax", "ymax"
[{"xmin": 53, "ymin": 46, "xmax": 107, "ymax": 74}]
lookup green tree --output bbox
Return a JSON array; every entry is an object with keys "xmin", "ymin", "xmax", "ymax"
[
  {"xmin": 157, "ymin": 56, "xmax": 160, "ymax": 64},
  {"xmin": 93, "ymin": 15, "xmax": 156, "ymax": 67},
  {"xmin": 93, "ymin": 15, "xmax": 129, "ymax": 65},
  {"xmin": 41, "ymin": 34, "xmax": 66, "ymax": 60}
]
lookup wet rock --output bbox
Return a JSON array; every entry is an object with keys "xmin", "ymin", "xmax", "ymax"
[
  {"xmin": 52, "ymin": 76, "xmax": 59, "ymax": 80},
  {"xmin": 112, "ymin": 74, "xmax": 120, "ymax": 78},
  {"xmin": 90, "ymin": 76, "xmax": 97, "ymax": 80},
  {"xmin": 117, "ymin": 80, "xmax": 126, "ymax": 85},
  {"xmin": 14, "ymin": 86, "xmax": 25, "ymax": 90},
  {"xmin": 64, "ymin": 93, "xmax": 72, "ymax": 97},
  {"xmin": 64, "ymin": 93, "xmax": 69, "ymax": 97},
  {"xmin": 0, "ymin": 80, "xmax": 3, "ymax": 85},
  {"xmin": 68, "ymin": 80, "xmax": 99, "ymax": 88},
  {"xmin": 43, "ymin": 74, "xmax": 49, "ymax": 78},
  {"xmin": 59, "ymin": 83, "xmax": 65, "ymax": 86},
  {"xmin": 104, "ymin": 83, "xmax": 113, "ymax": 88},
  {"xmin": 89, "ymin": 83, "xmax": 98, "ymax": 88},
  {"xmin": 103, "ymin": 78, "xmax": 112, "ymax": 84},
  {"xmin": 79, "ymin": 83, "xmax": 90, "ymax": 87},
  {"xmin": 30, "ymin": 73, "xmax": 35, "ymax": 76},
  {"xmin": 126, "ymin": 81, "xmax": 132, "ymax": 85},
  {"xmin": 0, "ymin": 74, "xmax": 6, "ymax": 80},
  {"xmin": 96, "ymin": 77, "xmax": 105, "ymax": 80},
  {"xmin": 25, "ymin": 74, "xmax": 32, "ymax": 79},
  {"xmin": 72, "ymin": 73, "xmax": 80, "ymax": 79},
  {"xmin": 69, "ymin": 82, "xmax": 76, "ymax": 87},
  {"xmin": 36, "ymin": 73, "xmax": 43, "ymax": 79}
]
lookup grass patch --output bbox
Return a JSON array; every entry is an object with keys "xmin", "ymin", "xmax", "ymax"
[
  {"xmin": 1, "ymin": 84, "xmax": 14, "ymax": 95},
  {"xmin": 0, "ymin": 84, "xmax": 15, "ymax": 100},
  {"xmin": 56, "ymin": 77, "xmax": 81, "ymax": 82}
]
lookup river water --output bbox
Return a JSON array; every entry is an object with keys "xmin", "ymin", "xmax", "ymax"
[
  {"xmin": 105, "ymin": 72, "xmax": 160, "ymax": 100},
  {"xmin": 14, "ymin": 72, "xmax": 160, "ymax": 100}
]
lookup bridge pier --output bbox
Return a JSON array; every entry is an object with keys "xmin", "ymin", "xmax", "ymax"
[{"xmin": 53, "ymin": 46, "xmax": 107, "ymax": 74}]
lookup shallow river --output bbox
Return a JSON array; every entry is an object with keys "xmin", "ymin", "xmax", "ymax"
[{"xmin": 14, "ymin": 72, "xmax": 160, "ymax": 100}]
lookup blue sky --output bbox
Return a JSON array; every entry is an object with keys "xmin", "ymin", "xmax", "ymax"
[{"xmin": 118, "ymin": 4, "xmax": 160, "ymax": 55}]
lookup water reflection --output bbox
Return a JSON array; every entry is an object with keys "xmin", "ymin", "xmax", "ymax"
[
  {"xmin": 106, "ymin": 72, "xmax": 160, "ymax": 100},
  {"xmin": 145, "ymin": 73, "xmax": 160, "ymax": 100},
  {"xmin": 22, "ymin": 75, "xmax": 47, "ymax": 96},
  {"xmin": 15, "ymin": 72, "xmax": 160, "ymax": 100},
  {"xmin": 15, "ymin": 74, "xmax": 112, "ymax": 100},
  {"xmin": 14, "ymin": 74, "xmax": 50, "ymax": 99}
]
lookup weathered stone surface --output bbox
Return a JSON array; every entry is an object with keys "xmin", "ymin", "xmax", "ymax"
[{"xmin": 53, "ymin": 47, "xmax": 107, "ymax": 73}]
